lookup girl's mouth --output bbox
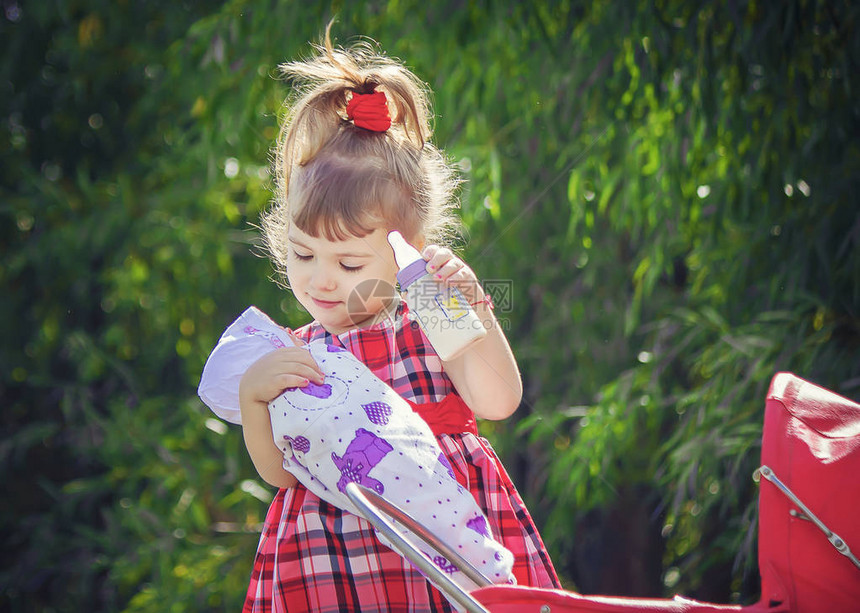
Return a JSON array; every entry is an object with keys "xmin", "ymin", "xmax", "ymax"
[{"xmin": 311, "ymin": 297, "xmax": 341, "ymax": 309}]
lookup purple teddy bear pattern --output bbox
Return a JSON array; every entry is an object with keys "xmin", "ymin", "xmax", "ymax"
[{"xmin": 331, "ymin": 428, "xmax": 393, "ymax": 494}]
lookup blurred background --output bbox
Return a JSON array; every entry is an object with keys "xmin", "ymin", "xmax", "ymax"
[{"xmin": 2, "ymin": 1, "xmax": 859, "ymax": 611}]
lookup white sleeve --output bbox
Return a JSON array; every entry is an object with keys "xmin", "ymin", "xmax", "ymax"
[{"xmin": 197, "ymin": 306, "xmax": 295, "ymax": 424}]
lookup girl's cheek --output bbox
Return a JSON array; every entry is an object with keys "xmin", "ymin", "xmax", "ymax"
[{"xmin": 286, "ymin": 267, "xmax": 304, "ymax": 288}]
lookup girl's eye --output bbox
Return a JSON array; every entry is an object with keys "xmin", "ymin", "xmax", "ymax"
[
  {"xmin": 292, "ymin": 251, "xmax": 312, "ymax": 261},
  {"xmin": 340, "ymin": 263, "xmax": 363, "ymax": 273}
]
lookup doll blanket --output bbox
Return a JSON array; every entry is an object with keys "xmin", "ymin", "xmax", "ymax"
[{"xmin": 198, "ymin": 306, "xmax": 515, "ymax": 592}]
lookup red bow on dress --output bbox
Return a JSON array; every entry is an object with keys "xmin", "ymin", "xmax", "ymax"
[{"xmin": 408, "ymin": 393, "xmax": 478, "ymax": 437}]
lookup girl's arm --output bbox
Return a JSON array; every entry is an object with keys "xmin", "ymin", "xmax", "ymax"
[
  {"xmin": 238, "ymin": 347, "xmax": 325, "ymax": 488},
  {"xmin": 421, "ymin": 246, "xmax": 523, "ymax": 420}
]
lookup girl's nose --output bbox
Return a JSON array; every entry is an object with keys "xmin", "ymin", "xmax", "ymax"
[{"xmin": 309, "ymin": 264, "xmax": 337, "ymax": 291}]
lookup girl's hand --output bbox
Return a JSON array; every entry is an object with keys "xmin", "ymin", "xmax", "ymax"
[
  {"xmin": 239, "ymin": 346, "xmax": 325, "ymax": 405},
  {"xmin": 421, "ymin": 245, "xmax": 484, "ymax": 304},
  {"xmin": 238, "ymin": 344, "xmax": 317, "ymax": 490},
  {"xmin": 420, "ymin": 244, "xmax": 520, "ymax": 420}
]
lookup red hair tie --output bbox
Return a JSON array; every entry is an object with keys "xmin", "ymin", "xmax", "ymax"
[{"xmin": 346, "ymin": 91, "xmax": 391, "ymax": 132}]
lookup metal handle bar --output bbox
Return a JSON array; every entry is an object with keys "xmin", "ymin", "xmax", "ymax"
[{"xmin": 345, "ymin": 482, "xmax": 492, "ymax": 613}]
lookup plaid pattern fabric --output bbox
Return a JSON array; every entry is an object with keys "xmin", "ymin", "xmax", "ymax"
[{"xmin": 243, "ymin": 305, "xmax": 560, "ymax": 612}]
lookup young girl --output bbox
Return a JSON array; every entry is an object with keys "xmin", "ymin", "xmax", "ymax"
[{"xmin": 229, "ymin": 29, "xmax": 559, "ymax": 611}]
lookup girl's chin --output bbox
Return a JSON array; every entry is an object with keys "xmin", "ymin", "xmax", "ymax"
[
  {"xmin": 318, "ymin": 309, "xmax": 386, "ymax": 335},
  {"xmin": 304, "ymin": 297, "xmax": 397, "ymax": 333},
  {"xmin": 308, "ymin": 308, "xmax": 356, "ymax": 333}
]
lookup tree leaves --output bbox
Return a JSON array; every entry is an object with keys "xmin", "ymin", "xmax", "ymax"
[{"xmin": 3, "ymin": 0, "xmax": 859, "ymax": 609}]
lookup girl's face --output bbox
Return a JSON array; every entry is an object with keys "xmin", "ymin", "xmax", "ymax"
[{"xmin": 286, "ymin": 225, "xmax": 400, "ymax": 334}]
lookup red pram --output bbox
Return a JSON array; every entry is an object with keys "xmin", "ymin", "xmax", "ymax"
[{"xmin": 346, "ymin": 372, "xmax": 860, "ymax": 613}]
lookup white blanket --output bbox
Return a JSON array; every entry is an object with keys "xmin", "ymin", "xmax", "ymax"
[{"xmin": 198, "ymin": 306, "xmax": 515, "ymax": 591}]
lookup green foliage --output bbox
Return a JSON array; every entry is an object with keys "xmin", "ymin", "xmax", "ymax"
[
  {"xmin": 2, "ymin": 0, "xmax": 858, "ymax": 610},
  {"xmin": 507, "ymin": 0, "xmax": 860, "ymax": 599}
]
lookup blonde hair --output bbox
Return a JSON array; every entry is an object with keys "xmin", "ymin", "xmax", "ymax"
[{"xmin": 262, "ymin": 24, "xmax": 460, "ymax": 279}]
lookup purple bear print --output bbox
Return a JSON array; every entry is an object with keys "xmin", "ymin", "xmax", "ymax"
[
  {"xmin": 362, "ymin": 401, "xmax": 393, "ymax": 426},
  {"xmin": 466, "ymin": 515, "xmax": 490, "ymax": 538},
  {"xmin": 331, "ymin": 428, "xmax": 393, "ymax": 494}
]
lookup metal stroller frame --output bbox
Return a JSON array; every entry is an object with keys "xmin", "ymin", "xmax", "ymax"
[
  {"xmin": 347, "ymin": 372, "xmax": 860, "ymax": 613},
  {"xmin": 345, "ymin": 482, "xmax": 492, "ymax": 613}
]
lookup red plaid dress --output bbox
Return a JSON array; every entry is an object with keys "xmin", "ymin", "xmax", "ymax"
[{"xmin": 243, "ymin": 306, "xmax": 560, "ymax": 612}]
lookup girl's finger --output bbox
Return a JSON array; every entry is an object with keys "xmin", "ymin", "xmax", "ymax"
[
  {"xmin": 289, "ymin": 363, "xmax": 326, "ymax": 384},
  {"xmin": 421, "ymin": 244, "xmax": 441, "ymax": 260},
  {"xmin": 432, "ymin": 258, "xmax": 465, "ymax": 281},
  {"xmin": 275, "ymin": 346, "xmax": 319, "ymax": 366},
  {"xmin": 270, "ymin": 347, "xmax": 324, "ymax": 380},
  {"xmin": 423, "ymin": 246, "xmax": 452, "ymax": 272},
  {"xmin": 449, "ymin": 273, "xmax": 481, "ymax": 302},
  {"xmin": 275, "ymin": 373, "xmax": 317, "ymax": 391}
]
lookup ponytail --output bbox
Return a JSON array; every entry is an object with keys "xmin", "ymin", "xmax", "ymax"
[
  {"xmin": 263, "ymin": 23, "xmax": 460, "ymax": 282},
  {"xmin": 277, "ymin": 23, "xmax": 431, "ymax": 179}
]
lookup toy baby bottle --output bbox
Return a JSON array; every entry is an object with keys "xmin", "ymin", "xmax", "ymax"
[{"xmin": 387, "ymin": 231, "xmax": 487, "ymax": 361}]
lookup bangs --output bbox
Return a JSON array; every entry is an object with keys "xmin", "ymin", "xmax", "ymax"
[{"xmin": 289, "ymin": 154, "xmax": 422, "ymax": 242}]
